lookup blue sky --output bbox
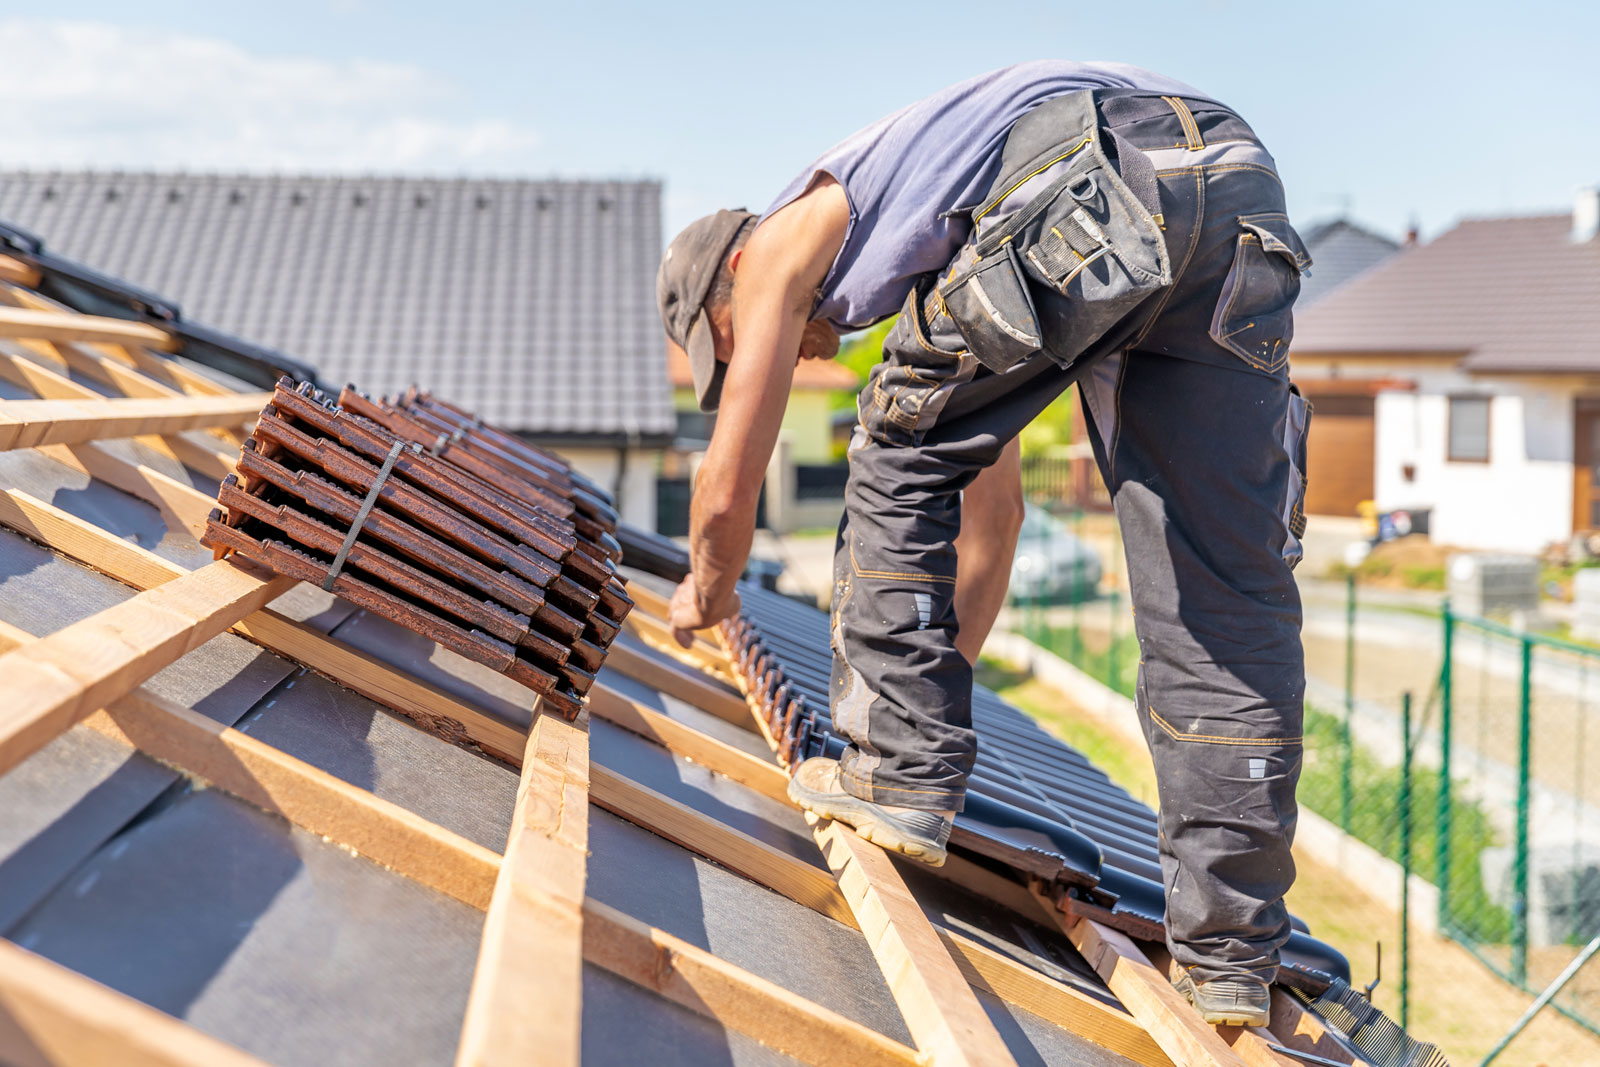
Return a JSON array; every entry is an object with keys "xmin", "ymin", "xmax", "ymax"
[{"xmin": 8, "ymin": 3, "xmax": 1599, "ymax": 240}]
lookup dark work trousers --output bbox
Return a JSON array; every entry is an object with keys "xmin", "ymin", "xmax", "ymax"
[{"xmin": 831, "ymin": 93, "xmax": 1313, "ymax": 983}]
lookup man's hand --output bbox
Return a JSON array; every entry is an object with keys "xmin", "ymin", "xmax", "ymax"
[{"xmin": 668, "ymin": 573, "xmax": 740, "ymax": 648}]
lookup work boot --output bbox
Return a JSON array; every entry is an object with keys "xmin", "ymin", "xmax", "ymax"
[
  {"xmin": 786, "ymin": 757, "xmax": 953, "ymax": 866},
  {"xmin": 1173, "ymin": 970, "xmax": 1272, "ymax": 1027}
]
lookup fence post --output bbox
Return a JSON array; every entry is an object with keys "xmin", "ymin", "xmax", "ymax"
[
  {"xmin": 1070, "ymin": 506, "xmax": 1084, "ymax": 665},
  {"xmin": 1106, "ymin": 585, "xmax": 1121, "ymax": 695},
  {"xmin": 1343, "ymin": 571, "xmax": 1356, "ymax": 835},
  {"xmin": 1400, "ymin": 690, "xmax": 1413, "ymax": 1031},
  {"xmin": 1437, "ymin": 602, "xmax": 1454, "ymax": 933},
  {"xmin": 1513, "ymin": 634, "xmax": 1534, "ymax": 986}
]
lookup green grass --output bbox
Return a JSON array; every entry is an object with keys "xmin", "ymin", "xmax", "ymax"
[
  {"xmin": 1008, "ymin": 619, "xmax": 1510, "ymax": 944},
  {"xmin": 1297, "ymin": 706, "xmax": 1510, "ymax": 943}
]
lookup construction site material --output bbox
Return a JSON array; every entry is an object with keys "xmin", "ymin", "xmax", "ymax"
[
  {"xmin": 0, "ymin": 240, "xmax": 1462, "ymax": 1067},
  {"xmin": 201, "ymin": 380, "xmax": 632, "ymax": 720}
]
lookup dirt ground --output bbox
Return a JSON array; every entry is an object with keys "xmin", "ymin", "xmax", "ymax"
[{"xmin": 991, "ymin": 672, "xmax": 1600, "ymax": 1066}]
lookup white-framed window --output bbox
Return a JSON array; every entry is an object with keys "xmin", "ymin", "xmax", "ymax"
[{"xmin": 1447, "ymin": 395, "xmax": 1491, "ymax": 463}]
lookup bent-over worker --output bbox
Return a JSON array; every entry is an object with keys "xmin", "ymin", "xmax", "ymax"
[{"xmin": 655, "ymin": 60, "xmax": 1312, "ymax": 1028}]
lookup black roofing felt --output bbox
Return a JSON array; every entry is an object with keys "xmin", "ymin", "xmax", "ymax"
[
  {"xmin": 0, "ymin": 453, "xmax": 1146, "ymax": 1065},
  {"xmin": 0, "ymin": 172, "xmax": 675, "ymax": 441}
]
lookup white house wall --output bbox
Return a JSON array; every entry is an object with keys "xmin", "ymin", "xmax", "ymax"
[
  {"xmin": 554, "ymin": 446, "xmax": 659, "ymax": 531},
  {"xmin": 1372, "ymin": 372, "xmax": 1574, "ymax": 553}
]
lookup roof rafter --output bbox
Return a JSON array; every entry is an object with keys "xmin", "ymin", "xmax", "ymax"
[{"xmin": 456, "ymin": 708, "xmax": 591, "ymax": 1067}]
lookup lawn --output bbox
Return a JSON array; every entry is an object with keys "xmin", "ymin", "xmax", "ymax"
[{"xmin": 980, "ymin": 657, "xmax": 1600, "ymax": 1064}]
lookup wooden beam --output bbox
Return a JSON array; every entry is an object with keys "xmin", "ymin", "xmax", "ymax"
[
  {"xmin": 605, "ymin": 641, "xmax": 755, "ymax": 730},
  {"xmin": 1035, "ymin": 896, "xmax": 1249, "ymax": 1067},
  {"xmin": 0, "ymin": 617, "xmax": 500, "ymax": 912},
  {"xmin": 36, "ymin": 444, "xmax": 215, "ymax": 540},
  {"xmin": 591, "ymin": 763, "xmax": 858, "ymax": 927},
  {"xmin": 0, "ymin": 560, "xmax": 292, "ymax": 779},
  {"xmin": 0, "ymin": 349, "xmax": 181, "ymax": 464},
  {"xmin": 586, "ymin": 682, "xmax": 789, "ymax": 805},
  {"xmin": 87, "ymin": 689, "xmax": 500, "ymax": 910},
  {"xmin": 456, "ymin": 711, "xmax": 591, "ymax": 1067},
  {"xmin": 583, "ymin": 897, "xmax": 922, "ymax": 1067},
  {"xmin": 0, "ymin": 255, "xmax": 41, "ymax": 288},
  {"xmin": 0, "ymin": 607, "xmax": 911, "ymax": 1067},
  {"xmin": 0, "ymin": 488, "xmax": 528, "ymax": 764},
  {"xmin": 809, "ymin": 817, "xmax": 1017, "ymax": 1067},
  {"xmin": 0, "ymin": 306, "xmax": 176, "ymax": 352},
  {"xmin": 0, "ymin": 288, "xmax": 226, "ymax": 403},
  {"xmin": 0, "ymin": 395, "xmax": 267, "ymax": 451},
  {"xmin": 0, "ymin": 940, "xmax": 268, "ymax": 1067},
  {"xmin": 937, "ymin": 928, "xmax": 1171, "ymax": 1067}
]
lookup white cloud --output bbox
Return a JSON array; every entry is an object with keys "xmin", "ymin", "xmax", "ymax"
[{"xmin": 0, "ymin": 19, "xmax": 539, "ymax": 173}]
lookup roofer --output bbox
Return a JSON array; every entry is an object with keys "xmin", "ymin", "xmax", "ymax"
[{"xmin": 656, "ymin": 60, "xmax": 1311, "ymax": 1028}]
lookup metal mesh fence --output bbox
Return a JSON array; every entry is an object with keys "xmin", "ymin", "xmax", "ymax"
[{"xmin": 1009, "ymin": 462, "xmax": 1600, "ymax": 1056}]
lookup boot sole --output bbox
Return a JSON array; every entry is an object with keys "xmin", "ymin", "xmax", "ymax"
[
  {"xmin": 787, "ymin": 781, "xmax": 948, "ymax": 867},
  {"xmin": 1196, "ymin": 1009, "xmax": 1271, "ymax": 1028},
  {"xmin": 1175, "ymin": 977, "xmax": 1272, "ymax": 1028}
]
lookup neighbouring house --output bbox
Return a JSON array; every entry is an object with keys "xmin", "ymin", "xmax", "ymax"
[
  {"xmin": 1290, "ymin": 189, "xmax": 1600, "ymax": 553},
  {"xmin": 664, "ymin": 345, "xmax": 859, "ymax": 533},
  {"xmin": 1296, "ymin": 216, "xmax": 1402, "ymax": 309},
  {"xmin": 666, "ymin": 345, "xmax": 859, "ymax": 463},
  {"xmin": 0, "ymin": 171, "xmax": 674, "ymax": 527}
]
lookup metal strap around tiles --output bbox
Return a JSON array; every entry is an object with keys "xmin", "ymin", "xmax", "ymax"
[{"xmin": 323, "ymin": 438, "xmax": 407, "ymax": 591}]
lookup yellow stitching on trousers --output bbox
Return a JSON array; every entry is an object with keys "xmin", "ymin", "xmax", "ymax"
[
  {"xmin": 973, "ymin": 135, "xmax": 1093, "ymax": 223},
  {"xmin": 1162, "ymin": 96, "xmax": 1205, "ymax": 150},
  {"xmin": 850, "ymin": 542, "xmax": 957, "ymax": 584},
  {"xmin": 1149, "ymin": 707, "xmax": 1302, "ymax": 746}
]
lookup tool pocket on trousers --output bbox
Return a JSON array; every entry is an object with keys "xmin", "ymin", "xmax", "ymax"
[
  {"xmin": 1282, "ymin": 385, "xmax": 1312, "ymax": 570},
  {"xmin": 859, "ymin": 284, "xmax": 977, "ymax": 449},
  {"xmin": 940, "ymin": 132, "xmax": 1171, "ymax": 374},
  {"xmin": 1210, "ymin": 213, "xmax": 1312, "ymax": 376},
  {"xmin": 935, "ymin": 240, "xmax": 1043, "ymax": 372}
]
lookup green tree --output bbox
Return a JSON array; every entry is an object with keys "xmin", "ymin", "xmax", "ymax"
[{"xmin": 827, "ymin": 315, "xmax": 1076, "ymax": 456}]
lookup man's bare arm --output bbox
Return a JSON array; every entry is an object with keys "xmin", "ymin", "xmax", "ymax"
[
  {"xmin": 669, "ymin": 178, "xmax": 849, "ymax": 644},
  {"xmin": 953, "ymin": 437, "xmax": 1026, "ymax": 663}
]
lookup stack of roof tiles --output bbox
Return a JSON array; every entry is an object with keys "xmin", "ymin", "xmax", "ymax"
[{"xmin": 201, "ymin": 378, "xmax": 631, "ymax": 719}]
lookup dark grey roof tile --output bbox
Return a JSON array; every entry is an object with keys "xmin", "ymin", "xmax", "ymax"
[{"xmin": 0, "ymin": 172, "xmax": 673, "ymax": 438}]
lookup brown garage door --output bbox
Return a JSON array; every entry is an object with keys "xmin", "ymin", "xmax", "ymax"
[{"xmin": 1304, "ymin": 394, "xmax": 1375, "ymax": 517}]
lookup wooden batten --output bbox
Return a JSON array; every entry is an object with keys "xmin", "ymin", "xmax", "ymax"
[
  {"xmin": 0, "ymin": 487, "xmax": 527, "ymax": 764},
  {"xmin": 86, "ymin": 689, "xmax": 501, "ymax": 911},
  {"xmin": 0, "ymin": 560, "xmax": 293, "ymax": 779},
  {"xmin": 1038, "ymin": 898, "xmax": 1253, "ymax": 1067},
  {"xmin": 809, "ymin": 817, "xmax": 1018, "ymax": 1067},
  {"xmin": 0, "ymin": 940, "xmax": 268, "ymax": 1067},
  {"xmin": 0, "ymin": 395, "xmax": 268, "ymax": 452},
  {"xmin": 457, "ymin": 710, "xmax": 592, "ymax": 1067},
  {"xmin": 590, "ymin": 764, "xmax": 858, "ymax": 928},
  {"xmin": 0, "ymin": 254, "xmax": 41, "ymax": 288},
  {"xmin": 582, "ymin": 898, "xmax": 923, "ymax": 1067},
  {"xmin": 0, "ymin": 305, "xmax": 177, "ymax": 352},
  {"xmin": 603, "ymin": 641, "xmax": 755, "ymax": 730}
]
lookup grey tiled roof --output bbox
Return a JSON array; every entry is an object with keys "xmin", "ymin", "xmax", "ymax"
[
  {"xmin": 1293, "ymin": 211, "xmax": 1600, "ymax": 373},
  {"xmin": 0, "ymin": 171, "xmax": 673, "ymax": 441},
  {"xmin": 1294, "ymin": 217, "xmax": 1400, "ymax": 309}
]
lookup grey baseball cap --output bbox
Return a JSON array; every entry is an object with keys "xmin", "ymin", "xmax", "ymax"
[{"xmin": 657, "ymin": 208, "xmax": 756, "ymax": 412}]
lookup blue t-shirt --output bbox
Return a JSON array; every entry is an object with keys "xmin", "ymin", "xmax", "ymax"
[{"xmin": 762, "ymin": 60, "xmax": 1209, "ymax": 331}]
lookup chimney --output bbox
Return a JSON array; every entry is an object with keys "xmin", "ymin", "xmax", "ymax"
[{"xmin": 1574, "ymin": 186, "xmax": 1599, "ymax": 243}]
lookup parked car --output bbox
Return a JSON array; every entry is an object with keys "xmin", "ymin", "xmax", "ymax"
[{"xmin": 1008, "ymin": 505, "xmax": 1103, "ymax": 603}]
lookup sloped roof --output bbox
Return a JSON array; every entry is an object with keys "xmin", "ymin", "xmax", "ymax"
[
  {"xmin": 1294, "ymin": 217, "xmax": 1400, "ymax": 309},
  {"xmin": 0, "ymin": 171, "xmax": 674, "ymax": 441},
  {"xmin": 0, "ymin": 248, "xmax": 1443, "ymax": 1067},
  {"xmin": 1292, "ymin": 212, "xmax": 1600, "ymax": 372}
]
